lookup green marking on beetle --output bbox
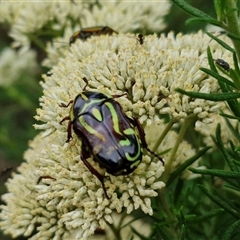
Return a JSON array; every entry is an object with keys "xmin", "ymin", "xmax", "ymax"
[
  {"xmin": 79, "ymin": 116, "xmax": 105, "ymax": 141},
  {"xmin": 105, "ymin": 102, "xmax": 123, "ymax": 136},
  {"xmin": 92, "ymin": 107, "xmax": 103, "ymax": 122},
  {"xmin": 79, "ymin": 97, "xmax": 106, "ymax": 114},
  {"xmin": 130, "ymin": 160, "xmax": 141, "ymax": 169},
  {"xmin": 125, "ymin": 138, "xmax": 141, "ymax": 161},
  {"xmin": 80, "ymin": 93, "xmax": 89, "ymax": 101},
  {"xmin": 123, "ymin": 128, "xmax": 135, "ymax": 135},
  {"xmin": 119, "ymin": 139, "xmax": 130, "ymax": 146},
  {"xmin": 69, "ymin": 106, "xmax": 75, "ymax": 120}
]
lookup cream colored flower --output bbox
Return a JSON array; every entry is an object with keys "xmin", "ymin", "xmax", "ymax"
[
  {"xmin": 1, "ymin": 29, "xmax": 233, "ymax": 239},
  {"xmin": 195, "ymin": 104, "xmax": 240, "ymax": 148},
  {"xmin": 43, "ymin": 0, "xmax": 171, "ymax": 68},
  {"xmin": 0, "ymin": 0, "xmax": 171, "ymax": 54},
  {"xmin": 0, "ymin": 47, "xmax": 38, "ymax": 86},
  {"xmin": 36, "ymin": 31, "xmax": 231, "ymax": 137},
  {"xmin": 0, "ymin": 128, "xmax": 164, "ymax": 239},
  {"xmin": 69, "ymin": 212, "xmax": 151, "ymax": 240}
]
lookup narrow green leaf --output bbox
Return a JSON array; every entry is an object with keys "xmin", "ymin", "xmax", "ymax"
[
  {"xmin": 204, "ymin": 31, "xmax": 235, "ymax": 53},
  {"xmin": 227, "ymin": 32, "xmax": 240, "ymax": 41},
  {"xmin": 229, "ymin": 141, "xmax": 240, "ymax": 160},
  {"xmin": 225, "ymin": 183, "xmax": 240, "ymax": 191},
  {"xmin": 128, "ymin": 236, "xmax": 134, "ymax": 240},
  {"xmin": 184, "ymin": 209, "xmax": 224, "ymax": 223},
  {"xmin": 223, "ymin": 84, "xmax": 240, "ymax": 117},
  {"xmin": 233, "ymin": 52, "xmax": 240, "ymax": 74},
  {"xmin": 207, "ymin": 47, "xmax": 218, "ymax": 72},
  {"xmin": 200, "ymin": 67, "xmax": 236, "ymax": 88},
  {"xmin": 230, "ymin": 53, "xmax": 240, "ymax": 90},
  {"xmin": 120, "ymin": 216, "xmax": 144, "ymax": 230},
  {"xmin": 176, "ymin": 88, "xmax": 240, "ymax": 101},
  {"xmin": 220, "ymin": 112, "xmax": 240, "ymax": 121},
  {"xmin": 229, "ymin": 69, "xmax": 240, "ymax": 90},
  {"xmin": 180, "ymin": 224, "xmax": 191, "ymax": 240},
  {"xmin": 214, "ymin": 0, "xmax": 224, "ymax": 21},
  {"xmin": 171, "ymin": 0, "xmax": 215, "ymax": 19},
  {"xmin": 188, "ymin": 168, "xmax": 240, "ymax": 179},
  {"xmin": 234, "ymin": 146, "xmax": 240, "ymax": 152},
  {"xmin": 198, "ymin": 185, "xmax": 240, "ymax": 219},
  {"xmin": 167, "ymin": 146, "xmax": 211, "ymax": 186},
  {"xmin": 215, "ymin": 124, "xmax": 239, "ymax": 174},
  {"xmin": 186, "ymin": 17, "xmax": 222, "ymax": 27},
  {"xmin": 129, "ymin": 226, "xmax": 149, "ymax": 240},
  {"xmin": 222, "ymin": 219, "xmax": 240, "ymax": 240},
  {"xmin": 152, "ymin": 224, "xmax": 170, "ymax": 240},
  {"xmin": 224, "ymin": 117, "xmax": 240, "ymax": 141}
]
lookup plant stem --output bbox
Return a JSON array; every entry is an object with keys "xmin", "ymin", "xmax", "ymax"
[
  {"xmin": 157, "ymin": 188, "xmax": 179, "ymax": 238},
  {"xmin": 162, "ymin": 115, "xmax": 194, "ymax": 183},
  {"xmin": 224, "ymin": 0, "xmax": 240, "ymax": 61},
  {"xmin": 152, "ymin": 118, "xmax": 175, "ymax": 152},
  {"xmin": 107, "ymin": 222, "xmax": 122, "ymax": 240},
  {"xmin": 27, "ymin": 33, "xmax": 46, "ymax": 51}
]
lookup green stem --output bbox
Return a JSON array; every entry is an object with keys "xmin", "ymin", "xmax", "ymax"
[
  {"xmin": 224, "ymin": 0, "xmax": 240, "ymax": 61},
  {"xmin": 107, "ymin": 222, "xmax": 122, "ymax": 240},
  {"xmin": 152, "ymin": 119, "xmax": 175, "ymax": 152},
  {"xmin": 27, "ymin": 33, "xmax": 46, "ymax": 51},
  {"xmin": 157, "ymin": 188, "xmax": 179, "ymax": 238},
  {"xmin": 162, "ymin": 115, "xmax": 194, "ymax": 183}
]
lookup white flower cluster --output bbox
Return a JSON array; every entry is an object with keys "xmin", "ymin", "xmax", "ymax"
[
  {"xmin": 0, "ymin": 131, "xmax": 164, "ymax": 239},
  {"xmin": 0, "ymin": 0, "xmax": 171, "ymax": 54},
  {"xmin": 0, "ymin": 29, "xmax": 233, "ymax": 239},
  {"xmin": 195, "ymin": 104, "xmax": 240, "ymax": 148},
  {"xmin": 37, "ymin": 32, "xmax": 231, "ymax": 135},
  {"xmin": 0, "ymin": 48, "xmax": 38, "ymax": 86}
]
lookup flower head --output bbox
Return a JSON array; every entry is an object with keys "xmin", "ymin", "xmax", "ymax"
[
  {"xmin": 37, "ymin": 31, "xmax": 231, "ymax": 134},
  {"xmin": 0, "ymin": 129, "xmax": 164, "ymax": 239},
  {"xmin": 0, "ymin": 48, "xmax": 37, "ymax": 87},
  {"xmin": 1, "ymin": 31, "xmax": 233, "ymax": 239},
  {"xmin": 0, "ymin": 1, "xmax": 171, "ymax": 54}
]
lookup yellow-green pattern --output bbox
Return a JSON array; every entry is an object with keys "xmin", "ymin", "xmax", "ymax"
[{"xmin": 70, "ymin": 90, "xmax": 143, "ymax": 176}]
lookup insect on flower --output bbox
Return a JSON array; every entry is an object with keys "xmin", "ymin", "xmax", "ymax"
[
  {"xmin": 69, "ymin": 26, "xmax": 118, "ymax": 45},
  {"xmin": 137, "ymin": 30, "xmax": 146, "ymax": 45},
  {"xmin": 60, "ymin": 77, "xmax": 163, "ymax": 198},
  {"xmin": 215, "ymin": 58, "xmax": 230, "ymax": 71}
]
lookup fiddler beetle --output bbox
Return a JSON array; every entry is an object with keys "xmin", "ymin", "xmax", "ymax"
[
  {"xmin": 69, "ymin": 26, "xmax": 118, "ymax": 45},
  {"xmin": 60, "ymin": 77, "xmax": 163, "ymax": 198}
]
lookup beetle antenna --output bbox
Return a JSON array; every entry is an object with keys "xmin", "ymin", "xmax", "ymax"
[{"xmin": 146, "ymin": 147, "xmax": 164, "ymax": 165}]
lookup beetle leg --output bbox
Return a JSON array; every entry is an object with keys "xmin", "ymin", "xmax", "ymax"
[
  {"xmin": 111, "ymin": 92, "xmax": 128, "ymax": 98},
  {"xmin": 130, "ymin": 117, "xmax": 164, "ymax": 165},
  {"xmin": 81, "ymin": 146, "xmax": 110, "ymax": 199},
  {"xmin": 81, "ymin": 157, "xmax": 111, "ymax": 199},
  {"xmin": 59, "ymin": 116, "xmax": 70, "ymax": 124},
  {"xmin": 59, "ymin": 100, "xmax": 73, "ymax": 108},
  {"xmin": 37, "ymin": 175, "xmax": 56, "ymax": 184},
  {"xmin": 59, "ymin": 116, "xmax": 73, "ymax": 142}
]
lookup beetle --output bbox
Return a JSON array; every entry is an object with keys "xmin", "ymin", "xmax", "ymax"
[
  {"xmin": 137, "ymin": 30, "xmax": 146, "ymax": 45},
  {"xmin": 215, "ymin": 58, "xmax": 230, "ymax": 71},
  {"xmin": 60, "ymin": 77, "xmax": 163, "ymax": 198},
  {"xmin": 69, "ymin": 26, "xmax": 118, "ymax": 45}
]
